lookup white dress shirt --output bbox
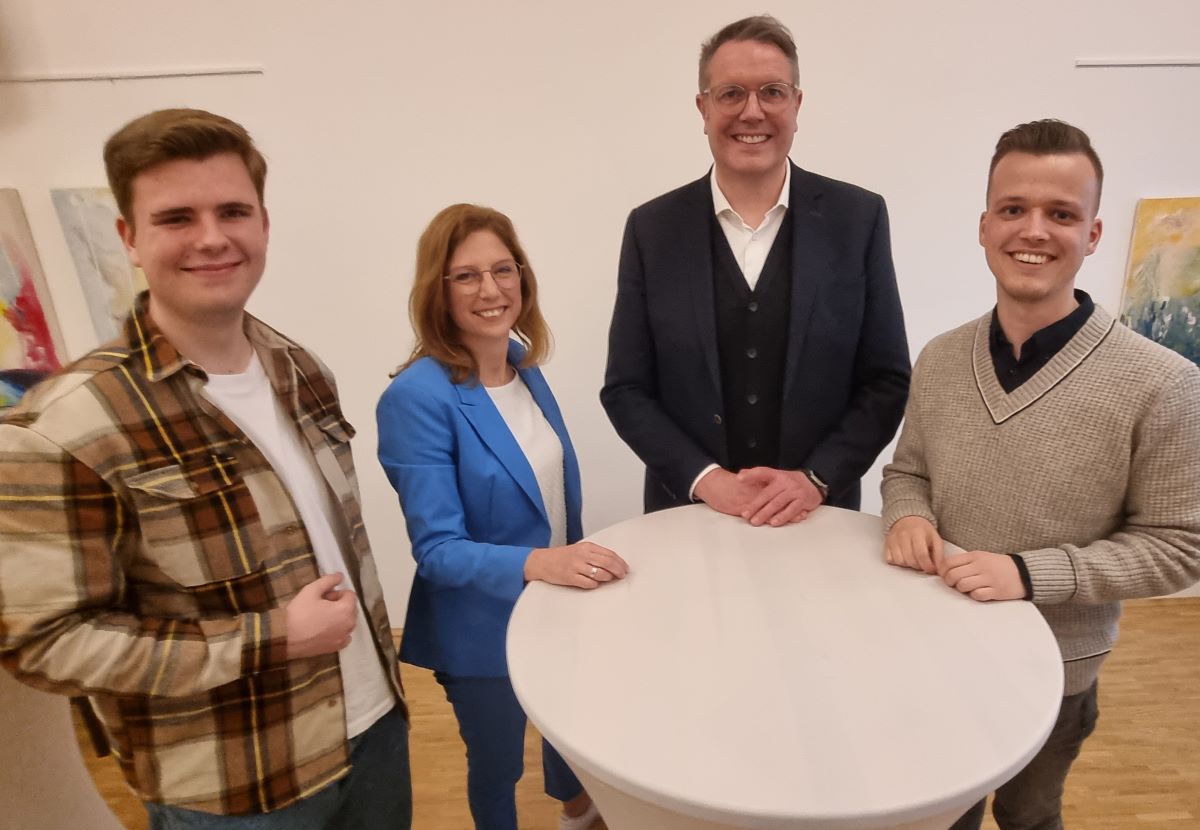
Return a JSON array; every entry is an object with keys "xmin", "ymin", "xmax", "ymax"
[
  {"xmin": 710, "ymin": 163, "xmax": 791, "ymax": 290},
  {"xmin": 486, "ymin": 372, "xmax": 568, "ymax": 548},
  {"xmin": 691, "ymin": 164, "xmax": 792, "ymax": 498}
]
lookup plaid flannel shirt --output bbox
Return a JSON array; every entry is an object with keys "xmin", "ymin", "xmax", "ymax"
[{"xmin": 0, "ymin": 296, "xmax": 405, "ymax": 815}]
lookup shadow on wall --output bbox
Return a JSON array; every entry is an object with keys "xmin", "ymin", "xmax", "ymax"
[{"xmin": 0, "ymin": 13, "xmax": 32, "ymax": 132}]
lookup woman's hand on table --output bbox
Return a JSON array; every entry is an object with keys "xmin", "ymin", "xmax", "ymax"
[{"xmin": 524, "ymin": 542, "xmax": 630, "ymax": 589}]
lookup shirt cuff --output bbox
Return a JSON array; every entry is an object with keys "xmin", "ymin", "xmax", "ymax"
[
  {"xmin": 1008, "ymin": 554, "xmax": 1034, "ymax": 601},
  {"xmin": 242, "ymin": 607, "xmax": 290, "ymax": 674},
  {"xmin": 881, "ymin": 501, "xmax": 938, "ymax": 532},
  {"xmin": 689, "ymin": 464, "xmax": 721, "ymax": 501}
]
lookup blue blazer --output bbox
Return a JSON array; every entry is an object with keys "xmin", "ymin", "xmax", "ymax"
[{"xmin": 376, "ymin": 341, "xmax": 583, "ymax": 677}]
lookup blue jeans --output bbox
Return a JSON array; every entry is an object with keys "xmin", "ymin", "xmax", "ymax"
[
  {"xmin": 146, "ymin": 704, "xmax": 412, "ymax": 830},
  {"xmin": 435, "ymin": 672, "xmax": 583, "ymax": 830},
  {"xmin": 950, "ymin": 681, "xmax": 1100, "ymax": 830}
]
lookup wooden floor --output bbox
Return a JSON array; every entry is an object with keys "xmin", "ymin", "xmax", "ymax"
[{"xmin": 76, "ymin": 598, "xmax": 1199, "ymax": 829}]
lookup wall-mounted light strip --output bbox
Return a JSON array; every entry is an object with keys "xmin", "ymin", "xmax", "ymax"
[
  {"xmin": 1076, "ymin": 58, "xmax": 1200, "ymax": 69},
  {"xmin": 0, "ymin": 65, "xmax": 264, "ymax": 84}
]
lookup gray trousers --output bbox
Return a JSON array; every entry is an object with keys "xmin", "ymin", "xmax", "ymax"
[{"xmin": 950, "ymin": 681, "xmax": 1100, "ymax": 830}]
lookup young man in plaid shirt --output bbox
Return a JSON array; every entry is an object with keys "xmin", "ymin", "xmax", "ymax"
[{"xmin": 0, "ymin": 109, "xmax": 412, "ymax": 828}]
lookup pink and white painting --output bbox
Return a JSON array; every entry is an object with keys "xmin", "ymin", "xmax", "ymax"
[{"xmin": 0, "ymin": 190, "xmax": 64, "ymax": 409}]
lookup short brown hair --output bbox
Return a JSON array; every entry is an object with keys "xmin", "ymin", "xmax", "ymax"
[
  {"xmin": 402, "ymin": 204, "xmax": 551, "ymax": 384},
  {"xmin": 698, "ymin": 15, "xmax": 800, "ymax": 90},
  {"xmin": 103, "ymin": 108, "xmax": 267, "ymax": 225},
  {"xmin": 988, "ymin": 119, "xmax": 1104, "ymax": 208}
]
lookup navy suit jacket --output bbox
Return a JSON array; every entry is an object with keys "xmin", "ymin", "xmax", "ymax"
[
  {"xmin": 601, "ymin": 162, "xmax": 911, "ymax": 512},
  {"xmin": 376, "ymin": 342, "xmax": 582, "ymax": 677}
]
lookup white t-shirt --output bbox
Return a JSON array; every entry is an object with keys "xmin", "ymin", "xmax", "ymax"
[
  {"xmin": 203, "ymin": 352, "xmax": 393, "ymax": 738},
  {"xmin": 486, "ymin": 372, "xmax": 567, "ymax": 547}
]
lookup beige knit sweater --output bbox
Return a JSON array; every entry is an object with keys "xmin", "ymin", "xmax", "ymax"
[{"xmin": 882, "ymin": 306, "xmax": 1200, "ymax": 694}]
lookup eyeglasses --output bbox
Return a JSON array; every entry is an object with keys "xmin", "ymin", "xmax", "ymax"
[
  {"xmin": 701, "ymin": 83, "xmax": 799, "ymax": 113},
  {"xmin": 443, "ymin": 259, "xmax": 524, "ymax": 292}
]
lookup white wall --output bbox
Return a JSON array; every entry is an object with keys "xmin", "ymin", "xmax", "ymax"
[{"xmin": 2, "ymin": 0, "xmax": 1198, "ymax": 612}]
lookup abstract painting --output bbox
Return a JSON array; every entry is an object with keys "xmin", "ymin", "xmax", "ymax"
[
  {"xmin": 51, "ymin": 188, "xmax": 146, "ymax": 343},
  {"xmin": 1119, "ymin": 197, "xmax": 1200, "ymax": 368},
  {"xmin": 0, "ymin": 190, "xmax": 64, "ymax": 409}
]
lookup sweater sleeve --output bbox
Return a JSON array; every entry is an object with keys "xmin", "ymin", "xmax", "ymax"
[
  {"xmin": 881, "ymin": 351, "xmax": 938, "ymax": 531},
  {"xmin": 1022, "ymin": 364, "xmax": 1200, "ymax": 604}
]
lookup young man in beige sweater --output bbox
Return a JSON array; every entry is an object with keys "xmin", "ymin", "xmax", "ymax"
[{"xmin": 881, "ymin": 119, "xmax": 1200, "ymax": 830}]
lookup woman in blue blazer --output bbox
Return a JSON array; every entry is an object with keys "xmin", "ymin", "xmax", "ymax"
[{"xmin": 377, "ymin": 204, "xmax": 628, "ymax": 830}]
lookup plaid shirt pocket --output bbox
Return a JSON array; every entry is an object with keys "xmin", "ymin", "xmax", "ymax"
[{"xmin": 123, "ymin": 454, "xmax": 263, "ymax": 587}]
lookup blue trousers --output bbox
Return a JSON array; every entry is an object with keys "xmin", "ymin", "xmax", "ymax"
[
  {"xmin": 146, "ymin": 704, "xmax": 412, "ymax": 830},
  {"xmin": 950, "ymin": 681, "xmax": 1100, "ymax": 830},
  {"xmin": 436, "ymin": 672, "xmax": 583, "ymax": 830}
]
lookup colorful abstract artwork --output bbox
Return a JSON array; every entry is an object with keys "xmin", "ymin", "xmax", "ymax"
[
  {"xmin": 51, "ymin": 188, "xmax": 146, "ymax": 343},
  {"xmin": 0, "ymin": 190, "xmax": 63, "ymax": 409},
  {"xmin": 1119, "ymin": 197, "xmax": 1200, "ymax": 368}
]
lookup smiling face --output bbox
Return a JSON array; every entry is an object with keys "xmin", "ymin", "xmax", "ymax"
[
  {"xmin": 980, "ymin": 151, "xmax": 1102, "ymax": 315},
  {"xmin": 446, "ymin": 229, "xmax": 523, "ymax": 357},
  {"xmin": 118, "ymin": 152, "xmax": 269, "ymax": 332},
  {"xmin": 697, "ymin": 39, "xmax": 801, "ymax": 186}
]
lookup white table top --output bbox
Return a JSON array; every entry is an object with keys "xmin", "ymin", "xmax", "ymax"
[{"xmin": 507, "ymin": 505, "xmax": 1063, "ymax": 829}]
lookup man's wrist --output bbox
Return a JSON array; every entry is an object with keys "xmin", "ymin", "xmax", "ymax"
[
  {"xmin": 882, "ymin": 503, "xmax": 938, "ymax": 533},
  {"xmin": 1007, "ymin": 554, "xmax": 1034, "ymax": 601},
  {"xmin": 801, "ymin": 468, "xmax": 829, "ymax": 501},
  {"xmin": 689, "ymin": 463, "xmax": 722, "ymax": 501}
]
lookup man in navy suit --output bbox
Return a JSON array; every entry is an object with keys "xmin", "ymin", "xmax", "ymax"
[{"xmin": 601, "ymin": 14, "xmax": 910, "ymax": 524}]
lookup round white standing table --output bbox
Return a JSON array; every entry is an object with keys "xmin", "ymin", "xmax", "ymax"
[{"xmin": 507, "ymin": 505, "xmax": 1063, "ymax": 830}]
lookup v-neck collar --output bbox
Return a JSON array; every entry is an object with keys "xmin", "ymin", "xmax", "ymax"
[{"xmin": 972, "ymin": 305, "xmax": 1116, "ymax": 424}]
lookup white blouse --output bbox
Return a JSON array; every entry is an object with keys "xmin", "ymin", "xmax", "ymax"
[{"xmin": 486, "ymin": 373, "xmax": 568, "ymax": 547}]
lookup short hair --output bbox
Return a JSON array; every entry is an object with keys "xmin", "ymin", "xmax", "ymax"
[
  {"xmin": 103, "ymin": 108, "xmax": 268, "ymax": 225},
  {"xmin": 988, "ymin": 119, "xmax": 1104, "ymax": 208},
  {"xmin": 402, "ymin": 204, "xmax": 551, "ymax": 384},
  {"xmin": 698, "ymin": 15, "xmax": 800, "ymax": 90}
]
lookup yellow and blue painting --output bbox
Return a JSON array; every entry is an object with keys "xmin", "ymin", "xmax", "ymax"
[{"xmin": 1119, "ymin": 197, "xmax": 1200, "ymax": 368}]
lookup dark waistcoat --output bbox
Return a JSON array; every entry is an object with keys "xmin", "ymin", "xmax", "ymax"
[{"xmin": 712, "ymin": 214, "xmax": 793, "ymax": 470}]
